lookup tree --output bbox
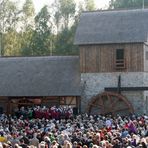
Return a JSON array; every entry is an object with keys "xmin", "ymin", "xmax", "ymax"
[
  {"xmin": 84, "ymin": 0, "xmax": 96, "ymax": 11},
  {"xmin": 22, "ymin": 0, "xmax": 35, "ymax": 29},
  {"xmin": 23, "ymin": 0, "xmax": 35, "ymax": 17},
  {"xmin": 0, "ymin": 0, "xmax": 84, "ymax": 56},
  {"xmin": 54, "ymin": 27, "xmax": 78, "ymax": 55},
  {"xmin": 51, "ymin": 0, "xmax": 61, "ymax": 33},
  {"xmin": 54, "ymin": 18, "xmax": 79, "ymax": 55},
  {"xmin": 52, "ymin": 0, "xmax": 76, "ymax": 30},
  {"xmin": 0, "ymin": 0, "xmax": 21, "ymax": 32},
  {"xmin": 109, "ymin": 0, "xmax": 148, "ymax": 9},
  {"xmin": 50, "ymin": 0, "xmax": 78, "ymax": 55},
  {"xmin": 0, "ymin": 0, "xmax": 22, "ymax": 56},
  {"xmin": 20, "ymin": 0, "xmax": 35, "ymax": 56},
  {"xmin": 4, "ymin": 29, "xmax": 21, "ymax": 56},
  {"xmin": 0, "ymin": 0, "xmax": 10, "ymax": 32},
  {"xmin": 29, "ymin": 5, "xmax": 52, "ymax": 56},
  {"xmin": 60, "ymin": 0, "xmax": 76, "ymax": 29},
  {"xmin": 20, "ymin": 27, "xmax": 34, "ymax": 56}
]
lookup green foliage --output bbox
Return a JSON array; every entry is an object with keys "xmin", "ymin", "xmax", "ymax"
[
  {"xmin": 54, "ymin": 24, "xmax": 78, "ymax": 55},
  {"xmin": 22, "ymin": 0, "xmax": 35, "ymax": 29},
  {"xmin": 29, "ymin": 6, "xmax": 52, "ymax": 56},
  {"xmin": 0, "ymin": 0, "xmax": 94, "ymax": 56},
  {"xmin": 23, "ymin": 0, "xmax": 35, "ymax": 17},
  {"xmin": 59, "ymin": 0, "xmax": 76, "ymax": 29},
  {"xmin": 20, "ymin": 0, "xmax": 35, "ymax": 56},
  {"xmin": 0, "ymin": 0, "xmax": 21, "ymax": 32},
  {"xmin": 2, "ymin": 0, "xmax": 148, "ymax": 57},
  {"xmin": 51, "ymin": 0, "xmax": 78, "ymax": 55},
  {"xmin": 35, "ymin": 6, "xmax": 51, "ymax": 34},
  {"xmin": 109, "ymin": 0, "xmax": 148, "ymax": 9},
  {"xmin": 84, "ymin": 0, "xmax": 96, "ymax": 11},
  {"xmin": 0, "ymin": 0, "xmax": 10, "ymax": 32},
  {"xmin": 53, "ymin": 0, "xmax": 76, "ymax": 29},
  {"xmin": 20, "ymin": 27, "xmax": 34, "ymax": 56},
  {"xmin": 4, "ymin": 29, "xmax": 21, "ymax": 56},
  {"xmin": 0, "ymin": 0, "xmax": 22, "ymax": 56}
]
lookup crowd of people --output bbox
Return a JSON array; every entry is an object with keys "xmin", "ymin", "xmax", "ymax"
[
  {"xmin": 14, "ymin": 106, "xmax": 73, "ymax": 120},
  {"xmin": 0, "ymin": 106, "xmax": 147, "ymax": 148}
]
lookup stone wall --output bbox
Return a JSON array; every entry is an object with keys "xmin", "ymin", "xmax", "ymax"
[
  {"xmin": 143, "ymin": 91, "xmax": 148, "ymax": 114},
  {"xmin": 122, "ymin": 91, "xmax": 144, "ymax": 115},
  {"xmin": 81, "ymin": 72, "xmax": 148, "ymax": 114}
]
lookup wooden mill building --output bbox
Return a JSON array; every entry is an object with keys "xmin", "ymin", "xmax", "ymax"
[
  {"xmin": 0, "ymin": 9, "xmax": 148, "ymax": 115},
  {"xmin": 0, "ymin": 56, "xmax": 80, "ymax": 114},
  {"xmin": 74, "ymin": 9, "xmax": 148, "ymax": 115}
]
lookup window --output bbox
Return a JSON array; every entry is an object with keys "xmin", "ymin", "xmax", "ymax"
[
  {"xmin": 115, "ymin": 49, "xmax": 126, "ymax": 69},
  {"xmin": 116, "ymin": 49, "xmax": 124, "ymax": 60},
  {"xmin": 146, "ymin": 51, "xmax": 148, "ymax": 60}
]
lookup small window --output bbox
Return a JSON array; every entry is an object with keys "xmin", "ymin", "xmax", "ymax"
[
  {"xmin": 146, "ymin": 52, "xmax": 148, "ymax": 60},
  {"xmin": 115, "ymin": 49, "xmax": 125, "ymax": 69},
  {"xmin": 116, "ymin": 49, "xmax": 124, "ymax": 60}
]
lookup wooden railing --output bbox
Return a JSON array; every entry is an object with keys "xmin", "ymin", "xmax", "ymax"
[{"xmin": 115, "ymin": 59, "xmax": 126, "ymax": 70}]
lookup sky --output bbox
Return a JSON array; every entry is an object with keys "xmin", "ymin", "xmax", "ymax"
[{"xmin": 32, "ymin": 0, "xmax": 110, "ymax": 13}]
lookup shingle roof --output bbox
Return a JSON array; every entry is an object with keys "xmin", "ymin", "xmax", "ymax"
[
  {"xmin": 75, "ymin": 9, "xmax": 148, "ymax": 45},
  {"xmin": 0, "ymin": 56, "xmax": 80, "ymax": 96}
]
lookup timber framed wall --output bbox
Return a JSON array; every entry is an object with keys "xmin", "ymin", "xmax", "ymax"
[
  {"xmin": 80, "ymin": 43, "xmax": 144, "ymax": 73},
  {"xmin": 4, "ymin": 96, "xmax": 80, "ymax": 114},
  {"xmin": 0, "ymin": 97, "xmax": 8, "ymax": 114}
]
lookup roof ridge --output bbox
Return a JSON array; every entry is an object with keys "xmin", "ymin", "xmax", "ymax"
[
  {"xmin": 75, "ymin": 8, "xmax": 148, "ymax": 45},
  {"xmin": 0, "ymin": 55, "xmax": 79, "ymax": 58},
  {"xmin": 82, "ymin": 8, "xmax": 148, "ymax": 13}
]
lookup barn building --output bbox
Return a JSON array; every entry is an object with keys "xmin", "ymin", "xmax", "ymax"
[
  {"xmin": 0, "ymin": 56, "xmax": 80, "ymax": 114},
  {"xmin": 74, "ymin": 9, "xmax": 148, "ymax": 115}
]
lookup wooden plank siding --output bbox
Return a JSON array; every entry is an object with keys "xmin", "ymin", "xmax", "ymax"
[
  {"xmin": 79, "ymin": 43, "xmax": 144, "ymax": 73},
  {"xmin": 144, "ymin": 44, "xmax": 148, "ymax": 71}
]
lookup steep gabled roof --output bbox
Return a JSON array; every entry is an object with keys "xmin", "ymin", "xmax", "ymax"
[
  {"xmin": 0, "ymin": 56, "xmax": 80, "ymax": 96},
  {"xmin": 75, "ymin": 9, "xmax": 148, "ymax": 45}
]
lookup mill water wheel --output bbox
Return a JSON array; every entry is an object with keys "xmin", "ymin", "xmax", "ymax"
[{"xmin": 86, "ymin": 92, "xmax": 134, "ymax": 115}]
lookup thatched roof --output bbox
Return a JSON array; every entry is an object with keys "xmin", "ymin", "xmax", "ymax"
[
  {"xmin": 0, "ymin": 56, "xmax": 80, "ymax": 96},
  {"xmin": 75, "ymin": 9, "xmax": 148, "ymax": 45}
]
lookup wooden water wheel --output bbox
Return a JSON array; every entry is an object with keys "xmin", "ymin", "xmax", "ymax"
[{"xmin": 86, "ymin": 92, "xmax": 134, "ymax": 115}]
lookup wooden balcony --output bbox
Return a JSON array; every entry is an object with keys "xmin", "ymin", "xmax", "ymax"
[{"xmin": 115, "ymin": 59, "xmax": 126, "ymax": 70}]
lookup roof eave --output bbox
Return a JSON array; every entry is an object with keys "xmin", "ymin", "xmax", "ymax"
[{"xmin": 75, "ymin": 41, "xmax": 145, "ymax": 46}]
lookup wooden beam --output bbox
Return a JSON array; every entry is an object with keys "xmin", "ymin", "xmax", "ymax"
[{"xmin": 105, "ymin": 87, "xmax": 148, "ymax": 91}]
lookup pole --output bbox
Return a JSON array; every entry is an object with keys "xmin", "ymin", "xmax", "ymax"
[
  {"xmin": 143, "ymin": 0, "xmax": 145, "ymax": 9},
  {"xmin": 117, "ymin": 75, "xmax": 121, "ymax": 94},
  {"xmin": 50, "ymin": 39, "xmax": 52, "ymax": 56}
]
